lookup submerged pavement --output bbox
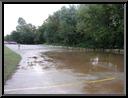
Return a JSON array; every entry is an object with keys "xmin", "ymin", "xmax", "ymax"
[{"xmin": 4, "ymin": 44, "xmax": 124, "ymax": 94}]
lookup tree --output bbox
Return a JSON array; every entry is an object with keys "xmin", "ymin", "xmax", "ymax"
[
  {"xmin": 10, "ymin": 31, "xmax": 21, "ymax": 43},
  {"xmin": 76, "ymin": 4, "xmax": 124, "ymax": 49},
  {"xmin": 5, "ymin": 17, "xmax": 36, "ymax": 44},
  {"xmin": 4, "ymin": 34, "xmax": 12, "ymax": 41},
  {"xmin": 5, "ymin": 4, "xmax": 124, "ymax": 48}
]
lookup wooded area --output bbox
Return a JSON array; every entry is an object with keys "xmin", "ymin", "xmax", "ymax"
[{"xmin": 4, "ymin": 4, "xmax": 124, "ymax": 49}]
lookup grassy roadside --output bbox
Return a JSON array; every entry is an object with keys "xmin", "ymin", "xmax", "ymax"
[{"xmin": 4, "ymin": 46, "xmax": 21, "ymax": 83}]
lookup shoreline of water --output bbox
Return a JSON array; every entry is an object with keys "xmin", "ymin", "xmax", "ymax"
[{"xmin": 44, "ymin": 45, "xmax": 124, "ymax": 54}]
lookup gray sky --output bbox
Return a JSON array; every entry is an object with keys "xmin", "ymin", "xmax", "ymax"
[{"xmin": 4, "ymin": 4, "xmax": 78, "ymax": 36}]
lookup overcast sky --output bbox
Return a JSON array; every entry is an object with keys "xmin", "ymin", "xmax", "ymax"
[{"xmin": 4, "ymin": 4, "xmax": 78, "ymax": 36}]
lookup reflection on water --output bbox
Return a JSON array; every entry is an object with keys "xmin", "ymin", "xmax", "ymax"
[
  {"xmin": 44, "ymin": 51, "xmax": 123, "ymax": 74},
  {"xmin": 90, "ymin": 56, "xmax": 118, "ymax": 72},
  {"xmin": 91, "ymin": 57, "xmax": 99, "ymax": 65},
  {"xmin": 42, "ymin": 51, "xmax": 124, "ymax": 94},
  {"xmin": 4, "ymin": 45, "xmax": 124, "ymax": 94}
]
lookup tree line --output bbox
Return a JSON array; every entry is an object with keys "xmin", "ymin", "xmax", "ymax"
[{"xmin": 4, "ymin": 4, "xmax": 124, "ymax": 49}]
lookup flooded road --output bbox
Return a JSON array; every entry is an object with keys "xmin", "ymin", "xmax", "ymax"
[{"xmin": 4, "ymin": 44, "xmax": 124, "ymax": 94}]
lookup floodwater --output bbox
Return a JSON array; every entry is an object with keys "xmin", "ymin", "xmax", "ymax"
[{"xmin": 4, "ymin": 44, "xmax": 124, "ymax": 95}]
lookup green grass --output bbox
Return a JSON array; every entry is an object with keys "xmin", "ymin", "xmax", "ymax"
[{"xmin": 4, "ymin": 46, "xmax": 21, "ymax": 83}]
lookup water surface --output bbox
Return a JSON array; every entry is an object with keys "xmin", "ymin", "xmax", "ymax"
[{"xmin": 4, "ymin": 44, "xmax": 124, "ymax": 94}]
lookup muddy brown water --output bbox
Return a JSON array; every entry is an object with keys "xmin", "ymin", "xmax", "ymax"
[
  {"xmin": 4, "ymin": 44, "xmax": 124, "ymax": 94},
  {"xmin": 44, "ymin": 51, "xmax": 124, "ymax": 94}
]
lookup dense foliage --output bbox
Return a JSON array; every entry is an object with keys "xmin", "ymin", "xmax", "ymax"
[{"xmin": 4, "ymin": 4, "xmax": 124, "ymax": 49}]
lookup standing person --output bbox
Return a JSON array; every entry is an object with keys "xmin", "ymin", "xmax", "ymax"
[{"xmin": 18, "ymin": 43, "xmax": 20, "ymax": 50}]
